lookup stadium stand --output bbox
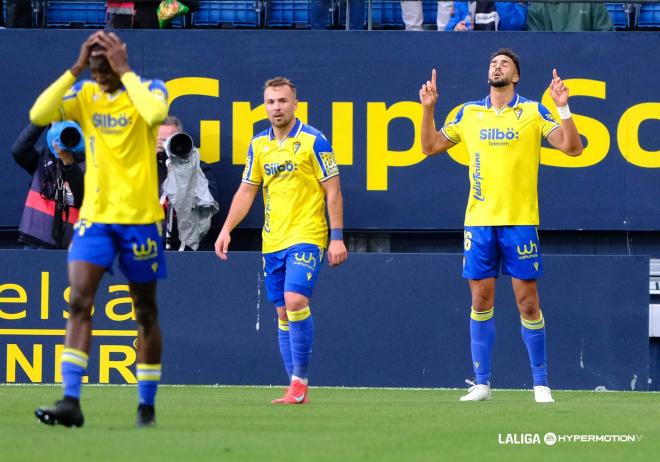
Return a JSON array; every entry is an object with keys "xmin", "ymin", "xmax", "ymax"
[
  {"xmin": 4, "ymin": 1, "xmax": 656, "ymax": 30},
  {"xmin": 606, "ymin": 3, "xmax": 631, "ymax": 30},
  {"xmin": 46, "ymin": 1, "xmax": 106, "ymax": 28},
  {"xmin": 265, "ymin": 0, "xmax": 310, "ymax": 28},
  {"xmin": 637, "ymin": 2, "xmax": 660, "ymax": 28},
  {"xmin": 368, "ymin": 0, "xmax": 403, "ymax": 29},
  {"xmin": 192, "ymin": 0, "xmax": 262, "ymax": 27}
]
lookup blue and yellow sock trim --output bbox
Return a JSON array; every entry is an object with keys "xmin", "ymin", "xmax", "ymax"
[
  {"xmin": 521, "ymin": 311, "xmax": 545, "ymax": 330},
  {"xmin": 61, "ymin": 347, "xmax": 89, "ymax": 368},
  {"xmin": 287, "ymin": 306, "xmax": 311, "ymax": 322},
  {"xmin": 278, "ymin": 319, "xmax": 290, "ymax": 331},
  {"xmin": 137, "ymin": 363, "xmax": 162, "ymax": 382},
  {"xmin": 470, "ymin": 307, "xmax": 494, "ymax": 322}
]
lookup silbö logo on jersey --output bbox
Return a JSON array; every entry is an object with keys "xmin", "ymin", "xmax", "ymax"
[
  {"xmin": 472, "ymin": 153, "xmax": 485, "ymax": 202},
  {"xmin": 92, "ymin": 113, "xmax": 131, "ymax": 132},
  {"xmin": 264, "ymin": 160, "xmax": 297, "ymax": 177},
  {"xmin": 480, "ymin": 127, "xmax": 519, "ymax": 147}
]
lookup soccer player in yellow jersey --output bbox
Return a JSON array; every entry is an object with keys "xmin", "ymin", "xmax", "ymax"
[
  {"xmin": 32, "ymin": 32, "xmax": 168, "ymax": 427},
  {"xmin": 215, "ymin": 77, "xmax": 348, "ymax": 404},
  {"xmin": 420, "ymin": 48, "xmax": 583, "ymax": 403}
]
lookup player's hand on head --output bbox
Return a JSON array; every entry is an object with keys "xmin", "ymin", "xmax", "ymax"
[
  {"xmin": 97, "ymin": 32, "xmax": 130, "ymax": 76},
  {"xmin": 72, "ymin": 32, "xmax": 103, "ymax": 76},
  {"xmin": 419, "ymin": 69, "xmax": 438, "ymax": 108},
  {"xmin": 214, "ymin": 231, "xmax": 231, "ymax": 260},
  {"xmin": 549, "ymin": 68, "xmax": 569, "ymax": 107},
  {"xmin": 327, "ymin": 240, "xmax": 348, "ymax": 267}
]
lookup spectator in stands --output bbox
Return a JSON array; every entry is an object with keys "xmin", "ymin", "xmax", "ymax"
[
  {"xmin": 527, "ymin": 2, "xmax": 613, "ymax": 31},
  {"xmin": 447, "ymin": 1, "xmax": 527, "ymax": 31},
  {"xmin": 156, "ymin": 116, "xmax": 219, "ymax": 250},
  {"xmin": 12, "ymin": 122, "xmax": 85, "ymax": 249},
  {"xmin": 7, "ymin": 0, "xmax": 32, "ymax": 27},
  {"xmin": 107, "ymin": 1, "xmax": 198, "ymax": 29},
  {"xmin": 401, "ymin": 1, "xmax": 453, "ymax": 31}
]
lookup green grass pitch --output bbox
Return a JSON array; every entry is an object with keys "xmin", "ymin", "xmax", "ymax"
[{"xmin": 0, "ymin": 385, "xmax": 658, "ymax": 462}]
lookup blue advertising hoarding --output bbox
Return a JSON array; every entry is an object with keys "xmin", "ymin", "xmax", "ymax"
[
  {"xmin": 0, "ymin": 30, "xmax": 658, "ymax": 230},
  {"xmin": 0, "ymin": 250, "xmax": 650, "ymax": 390}
]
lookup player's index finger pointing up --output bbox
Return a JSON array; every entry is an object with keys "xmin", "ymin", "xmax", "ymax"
[
  {"xmin": 431, "ymin": 69, "xmax": 437, "ymax": 87},
  {"xmin": 552, "ymin": 68, "xmax": 558, "ymax": 80}
]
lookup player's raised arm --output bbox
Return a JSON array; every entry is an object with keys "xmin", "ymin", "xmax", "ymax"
[
  {"xmin": 29, "ymin": 33, "xmax": 101, "ymax": 126},
  {"xmin": 546, "ymin": 69, "xmax": 583, "ymax": 157},
  {"xmin": 96, "ymin": 32, "xmax": 168, "ymax": 126},
  {"xmin": 420, "ymin": 69, "xmax": 456, "ymax": 156},
  {"xmin": 214, "ymin": 182, "xmax": 259, "ymax": 260}
]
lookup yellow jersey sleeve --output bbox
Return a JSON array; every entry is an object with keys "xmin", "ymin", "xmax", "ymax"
[
  {"xmin": 537, "ymin": 103, "xmax": 561, "ymax": 138},
  {"xmin": 120, "ymin": 72, "xmax": 168, "ymax": 126},
  {"xmin": 242, "ymin": 140, "xmax": 262, "ymax": 185},
  {"xmin": 441, "ymin": 104, "xmax": 466, "ymax": 144},
  {"xmin": 29, "ymin": 70, "xmax": 79, "ymax": 126},
  {"xmin": 312, "ymin": 134, "xmax": 339, "ymax": 181}
]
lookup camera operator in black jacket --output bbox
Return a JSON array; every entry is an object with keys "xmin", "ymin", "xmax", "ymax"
[{"xmin": 12, "ymin": 122, "xmax": 85, "ymax": 249}]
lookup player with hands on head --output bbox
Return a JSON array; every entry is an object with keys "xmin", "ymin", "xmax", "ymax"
[{"xmin": 31, "ymin": 31, "xmax": 169, "ymax": 428}]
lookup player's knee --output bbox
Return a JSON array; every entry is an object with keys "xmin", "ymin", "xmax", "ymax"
[
  {"xmin": 284, "ymin": 292, "xmax": 309, "ymax": 311},
  {"xmin": 516, "ymin": 294, "xmax": 539, "ymax": 316},
  {"xmin": 68, "ymin": 289, "xmax": 94, "ymax": 319},
  {"xmin": 471, "ymin": 290, "xmax": 494, "ymax": 309},
  {"xmin": 134, "ymin": 303, "xmax": 159, "ymax": 327}
]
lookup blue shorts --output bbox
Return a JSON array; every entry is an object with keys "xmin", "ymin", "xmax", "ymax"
[
  {"xmin": 68, "ymin": 220, "xmax": 167, "ymax": 283},
  {"xmin": 462, "ymin": 226, "xmax": 542, "ymax": 280},
  {"xmin": 263, "ymin": 243, "xmax": 324, "ymax": 307}
]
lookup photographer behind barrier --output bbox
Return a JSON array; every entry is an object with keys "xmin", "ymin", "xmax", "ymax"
[
  {"xmin": 12, "ymin": 121, "xmax": 85, "ymax": 249},
  {"xmin": 157, "ymin": 116, "xmax": 219, "ymax": 250}
]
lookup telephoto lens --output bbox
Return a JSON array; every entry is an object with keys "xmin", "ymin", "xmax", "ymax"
[
  {"xmin": 46, "ymin": 121, "xmax": 85, "ymax": 158},
  {"xmin": 59, "ymin": 126, "xmax": 82, "ymax": 149},
  {"xmin": 166, "ymin": 133, "xmax": 194, "ymax": 158}
]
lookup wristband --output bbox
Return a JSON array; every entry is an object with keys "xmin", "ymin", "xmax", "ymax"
[
  {"xmin": 556, "ymin": 105, "xmax": 572, "ymax": 120},
  {"xmin": 330, "ymin": 229, "xmax": 343, "ymax": 241}
]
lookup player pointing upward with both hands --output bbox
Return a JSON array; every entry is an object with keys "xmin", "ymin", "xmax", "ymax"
[{"xmin": 420, "ymin": 48, "xmax": 582, "ymax": 402}]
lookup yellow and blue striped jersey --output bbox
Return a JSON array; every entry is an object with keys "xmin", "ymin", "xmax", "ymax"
[
  {"xmin": 242, "ymin": 119, "xmax": 339, "ymax": 253},
  {"xmin": 442, "ymin": 93, "xmax": 559, "ymax": 226},
  {"xmin": 32, "ymin": 71, "xmax": 168, "ymax": 224}
]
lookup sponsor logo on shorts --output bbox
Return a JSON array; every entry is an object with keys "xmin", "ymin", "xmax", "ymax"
[
  {"xmin": 132, "ymin": 238, "xmax": 158, "ymax": 261},
  {"xmin": 516, "ymin": 240, "xmax": 538, "ymax": 260}
]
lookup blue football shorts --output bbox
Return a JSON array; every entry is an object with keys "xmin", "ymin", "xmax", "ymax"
[
  {"xmin": 462, "ymin": 225, "xmax": 542, "ymax": 280},
  {"xmin": 263, "ymin": 243, "xmax": 324, "ymax": 307},
  {"xmin": 68, "ymin": 220, "xmax": 167, "ymax": 283}
]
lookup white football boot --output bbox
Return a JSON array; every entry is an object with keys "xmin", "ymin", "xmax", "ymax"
[
  {"xmin": 533, "ymin": 385, "xmax": 555, "ymax": 403},
  {"xmin": 460, "ymin": 379, "xmax": 492, "ymax": 401}
]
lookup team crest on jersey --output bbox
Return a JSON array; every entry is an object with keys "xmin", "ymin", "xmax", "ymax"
[
  {"xmin": 293, "ymin": 141, "xmax": 301, "ymax": 154},
  {"xmin": 514, "ymin": 108, "xmax": 523, "ymax": 120},
  {"xmin": 151, "ymin": 88, "xmax": 167, "ymax": 104}
]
